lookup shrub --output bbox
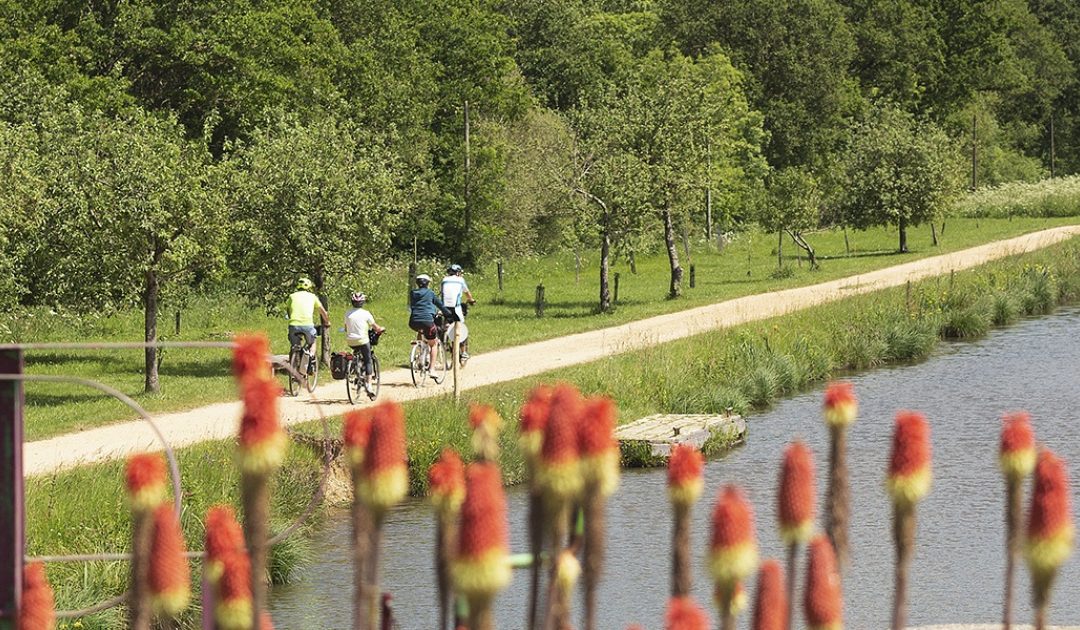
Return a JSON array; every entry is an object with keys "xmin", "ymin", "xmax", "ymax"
[
  {"xmin": 940, "ymin": 304, "xmax": 991, "ymax": 339},
  {"xmin": 991, "ymin": 292, "xmax": 1019, "ymax": 326}
]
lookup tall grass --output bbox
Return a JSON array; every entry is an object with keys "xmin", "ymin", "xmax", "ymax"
[{"xmin": 955, "ymin": 175, "xmax": 1080, "ymax": 218}]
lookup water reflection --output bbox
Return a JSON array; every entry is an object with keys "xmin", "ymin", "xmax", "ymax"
[{"xmin": 271, "ymin": 308, "xmax": 1080, "ymax": 629}]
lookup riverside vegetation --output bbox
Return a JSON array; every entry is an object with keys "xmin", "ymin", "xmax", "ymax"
[
  {"xmin": 15, "ymin": 216, "xmax": 1080, "ymax": 441},
  {"xmin": 24, "ymin": 237, "xmax": 1080, "ymax": 628}
]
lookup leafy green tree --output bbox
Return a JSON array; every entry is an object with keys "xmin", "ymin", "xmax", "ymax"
[
  {"xmin": 225, "ymin": 114, "xmax": 404, "ymax": 309},
  {"xmin": 758, "ymin": 167, "xmax": 823, "ymax": 268},
  {"xmin": 0, "ymin": 121, "xmax": 44, "ymax": 309},
  {"xmin": 658, "ymin": 0, "xmax": 862, "ymax": 169},
  {"xmin": 838, "ymin": 105, "xmax": 962, "ymax": 253}
]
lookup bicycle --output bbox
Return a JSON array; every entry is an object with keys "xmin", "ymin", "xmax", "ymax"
[
  {"xmin": 444, "ymin": 300, "xmax": 474, "ymax": 369},
  {"xmin": 346, "ymin": 329, "xmax": 383, "ymax": 404},
  {"xmin": 286, "ymin": 325, "xmax": 323, "ymax": 396},
  {"xmin": 409, "ymin": 318, "xmax": 447, "ymax": 387}
]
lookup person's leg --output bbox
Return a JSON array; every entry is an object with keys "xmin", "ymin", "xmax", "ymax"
[{"xmin": 358, "ymin": 344, "xmax": 373, "ymax": 377}]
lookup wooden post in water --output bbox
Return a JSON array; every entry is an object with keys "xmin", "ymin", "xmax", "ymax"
[
  {"xmin": 614, "ymin": 273, "xmax": 620, "ymax": 304},
  {"xmin": 0, "ymin": 349, "xmax": 24, "ymax": 630},
  {"xmin": 689, "ymin": 265, "xmax": 696, "ymax": 289},
  {"xmin": 535, "ymin": 284, "xmax": 545, "ymax": 318}
]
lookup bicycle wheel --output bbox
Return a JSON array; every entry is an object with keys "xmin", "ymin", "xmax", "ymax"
[
  {"xmin": 369, "ymin": 355, "xmax": 381, "ymax": 400},
  {"xmin": 306, "ymin": 349, "xmax": 319, "ymax": 392},
  {"xmin": 409, "ymin": 342, "xmax": 424, "ymax": 387},
  {"xmin": 345, "ymin": 359, "xmax": 358, "ymax": 405},
  {"xmin": 430, "ymin": 340, "xmax": 447, "ymax": 384},
  {"xmin": 287, "ymin": 347, "xmax": 302, "ymax": 397}
]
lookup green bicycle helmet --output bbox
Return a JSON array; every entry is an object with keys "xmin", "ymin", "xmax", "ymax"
[{"xmin": 296, "ymin": 277, "xmax": 314, "ymax": 291}]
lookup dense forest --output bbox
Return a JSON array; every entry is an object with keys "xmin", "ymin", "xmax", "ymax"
[{"xmin": 1, "ymin": 0, "xmax": 1078, "ymax": 327}]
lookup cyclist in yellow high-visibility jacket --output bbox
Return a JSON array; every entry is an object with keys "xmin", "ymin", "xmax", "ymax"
[{"xmin": 286, "ymin": 277, "xmax": 329, "ymax": 356}]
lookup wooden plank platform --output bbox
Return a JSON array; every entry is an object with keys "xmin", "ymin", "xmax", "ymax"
[{"xmin": 616, "ymin": 413, "xmax": 747, "ymax": 465}]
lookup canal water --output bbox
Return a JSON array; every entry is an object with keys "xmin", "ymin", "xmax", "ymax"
[{"xmin": 270, "ymin": 307, "xmax": 1080, "ymax": 629}]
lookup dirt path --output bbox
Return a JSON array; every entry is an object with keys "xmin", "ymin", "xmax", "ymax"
[{"xmin": 24, "ymin": 225, "xmax": 1080, "ymax": 476}]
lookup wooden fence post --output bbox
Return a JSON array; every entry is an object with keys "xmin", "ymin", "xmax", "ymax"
[
  {"xmin": 174, "ymin": 310, "xmax": 181, "ymax": 336},
  {"xmin": 689, "ymin": 264, "xmax": 696, "ymax": 289},
  {"xmin": 0, "ymin": 348, "xmax": 24, "ymax": 629},
  {"xmin": 614, "ymin": 272, "xmax": 621, "ymax": 304},
  {"xmin": 535, "ymin": 284, "xmax": 545, "ymax": 318},
  {"xmin": 497, "ymin": 261, "xmax": 504, "ymax": 292},
  {"xmin": 408, "ymin": 262, "xmax": 417, "ymax": 306}
]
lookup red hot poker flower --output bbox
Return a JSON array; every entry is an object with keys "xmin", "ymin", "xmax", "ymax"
[
  {"xmin": 579, "ymin": 396, "xmax": 619, "ymax": 497},
  {"xmin": 428, "ymin": 448, "xmax": 466, "ymax": 516},
  {"xmin": 519, "ymin": 384, "xmax": 554, "ymax": 461},
  {"xmin": 708, "ymin": 485, "xmax": 758, "ymax": 587},
  {"xmin": 1000, "ymin": 412, "xmax": 1036, "ymax": 481},
  {"xmin": 751, "ymin": 559, "xmax": 786, "ymax": 630},
  {"xmin": 804, "ymin": 536, "xmax": 843, "ymax": 630},
  {"xmin": 664, "ymin": 596, "xmax": 710, "ymax": 630},
  {"xmin": 204, "ymin": 505, "xmax": 245, "ymax": 583},
  {"xmin": 536, "ymin": 383, "xmax": 584, "ymax": 504},
  {"xmin": 149, "ymin": 505, "xmax": 191, "ymax": 617},
  {"xmin": 343, "ymin": 408, "xmax": 375, "ymax": 468},
  {"xmin": 238, "ymin": 376, "xmax": 287, "ymax": 474},
  {"xmin": 778, "ymin": 441, "xmax": 816, "ymax": 544},
  {"xmin": 1026, "ymin": 449, "xmax": 1074, "ymax": 575},
  {"xmin": 215, "ymin": 550, "xmax": 253, "ymax": 630},
  {"xmin": 232, "ymin": 333, "xmax": 271, "ymax": 383},
  {"xmin": 469, "ymin": 403, "xmax": 503, "ymax": 461},
  {"xmin": 823, "ymin": 382, "xmax": 857, "ymax": 428},
  {"xmin": 452, "ymin": 461, "xmax": 511, "ymax": 599},
  {"xmin": 359, "ymin": 401, "xmax": 408, "ymax": 514},
  {"xmin": 19, "ymin": 561, "xmax": 55, "ymax": 630},
  {"xmin": 667, "ymin": 444, "xmax": 704, "ymax": 508},
  {"xmin": 126, "ymin": 453, "xmax": 168, "ymax": 513},
  {"xmin": 887, "ymin": 411, "xmax": 932, "ymax": 508}
]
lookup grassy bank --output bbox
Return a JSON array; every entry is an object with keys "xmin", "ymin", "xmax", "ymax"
[
  {"xmin": 16, "ymin": 216, "xmax": 1080, "ymax": 440},
  {"xmin": 956, "ymin": 174, "xmax": 1080, "ymax": 218},
  {"xmin": 26, "ymin": 237, "xmax": 1080, "ymax": 628}
]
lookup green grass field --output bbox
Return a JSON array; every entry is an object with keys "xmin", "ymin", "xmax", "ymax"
[{"xmin": 13, "ymin": 216, "xmax": 1079, "ymax": 440}]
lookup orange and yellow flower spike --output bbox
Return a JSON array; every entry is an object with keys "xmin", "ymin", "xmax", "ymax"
[
  {"xmin": 886, "ymin": 411, "xmax": 932, "ymax": 508},
  {"xmin": 342, "ymin": 408, "xmax": 374, "ymax": 469},
  {"xmin": 751, "ymin": 559, "xmax": 786, "ymax": 630},
  {"xmin": 452, "ymin": 461, "xmax": 512, "ymax": 606},
  {"xmin": 1000, "ymin": 412, "xmax": 1036, "ymax": 481},
  {"xmin": 804, "ymin": 536, "xmax": 843, "ymax": 630},
  {"xmin": 149, "ymin": 505, "xmax": 191, "ymax": 617},
  {"xmin": 535, "ymin": 383, "xmax": 584, "ymax": 507},
  {"xmin": 358, "ymin": 401, "xmax": 408, "ymax": 515},
  {"xmin": 125, "ymin": 453, "xmax": 168, "ymax": 513},
  {"xmin": 708, "ymin": 485, "xmax": 758, "ymax": 588},
  {"xmin": 668, "ymin": 444, "xmax": 704, "ymax": 508},
  {"xmin": 469, "ymin": 403, "xmax": 503, "ymax": 462},
  {"xmin": 822, "ymin": 382, "xmax": 857, "ymax": 428},
  {"xmin": 779, "ymin": 441, "xmax": 816, "ymax": 545},
  {"xmin": 215, "ymin": 550, "xmax": 254, "ymax": 630},
  {"xmin": 19, "ymin": 562, "xmax": 55, "ymax": 630},
  {"xmin": 428, "ymin": 447, "xmax": 466, "ymax": 517},
  {"xmin": 1026, "ymin": 449, "xmax": 1074, "ymax": 578},
  {"xmin": 237, "ymin": 376, "xmax": 287, "ymax": 475},
  {"xmin": 204, "ymin": 505, "xmax": 245, "ymax": 583},
  {"xmin": 579, "ymin": 396, "xmax": 620, "ymax": 498},
  {"xmin": 519, "ymin": 384, "xmax": 554, "ymax": 463},
  {"xmin": 232, "ymin": 333, "xmax": 271, "ymax": 383}
]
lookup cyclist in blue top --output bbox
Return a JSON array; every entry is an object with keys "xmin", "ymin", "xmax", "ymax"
[{"xmin": 409, "ymin": 274, "xmax": 453, "ymax": 370}]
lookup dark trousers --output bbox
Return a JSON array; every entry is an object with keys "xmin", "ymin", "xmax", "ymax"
[{"xmin": 350, "ymin": 344, "xmax": 372, "ymax": 376}]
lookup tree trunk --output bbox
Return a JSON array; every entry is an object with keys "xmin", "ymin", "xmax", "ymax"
[
  {"xmin": 788, "ymin": 230, "xmax": 818, "ymax": 270},
  {"xmin": 898, "ymin": 216, "xmax": 909, "ymax": 253},
  {"xmin": 931, "ymin": 221, "xmax": 939, "ymax": 246},
  {"xmin": 144, "ymin": 269, "xmax": 160, "ymax": 393},
  {"xmin": 663, "ymin": 208, "xmax": 683, "ymax": 298},
  {"xmin": 599, "ymin": 229, "xmax": 611, "ymax": 313},
  {"xmin": 777, "ymin": 230, "xmax": 783, "ymax": 269},
  {"xmin": 313, "ymin": 268, "xmax": 331, "ymax": 367}
]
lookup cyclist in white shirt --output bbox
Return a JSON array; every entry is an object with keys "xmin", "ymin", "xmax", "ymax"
[
  {"xmin": 344, "ymin": 292, "xmax": 384, "ymax": 388},
  {"xmin": 440, "ymin": 263, "xmax": 475, "ymax": 359}
]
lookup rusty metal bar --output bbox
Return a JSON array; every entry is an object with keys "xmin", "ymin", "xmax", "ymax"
[{"xmin": 0, "ymin": 349, "xmax": 24, "ymax": 626}]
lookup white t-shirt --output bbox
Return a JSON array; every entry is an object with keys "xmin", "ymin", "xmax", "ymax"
[
  {"xmin": 344, "ymin": 307, "xmax": 376, "ymax": 346},
  {"xmin": 441, "ymin": 275, "xmax": 468, "ymax": 307}
]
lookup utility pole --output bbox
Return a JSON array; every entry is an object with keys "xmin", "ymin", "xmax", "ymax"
[
  {"xmin": 705, "ymin": 138, "xmax": 713, "ymax": 242},
  {"xmin": 971, "ymin": 113, "xmax": 977, "ymax": 191},
  {"xmin": 1050, "ymin": 113, "xmax": 1056, "ymax": 179},
  {"xmin": 463, "ymin": 100, "xmax": 472, "ymax": 251}
]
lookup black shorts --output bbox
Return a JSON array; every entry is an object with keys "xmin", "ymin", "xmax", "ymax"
[{"xmin": 409, "ymin": 320, "xmax": 438, "ymax": 340}]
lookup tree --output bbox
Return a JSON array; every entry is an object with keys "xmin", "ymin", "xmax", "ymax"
[
  {"xmin": 838, "ymin": 105, "xmax": 962, "ymax": 253},
  {"xmin": 225, "ymin": 114, "xmax": 404, "ymax": 310},
  {"xmin": 759, "ymin": 167, "xmax": 823, "ymax": 269},
  {"xmin": 25, "ymin": 105, "xmax": 225, "ymax": 392},
  {"xmin": 572, "ymin": 49, "xmax": 766, "ymax": 299}
]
